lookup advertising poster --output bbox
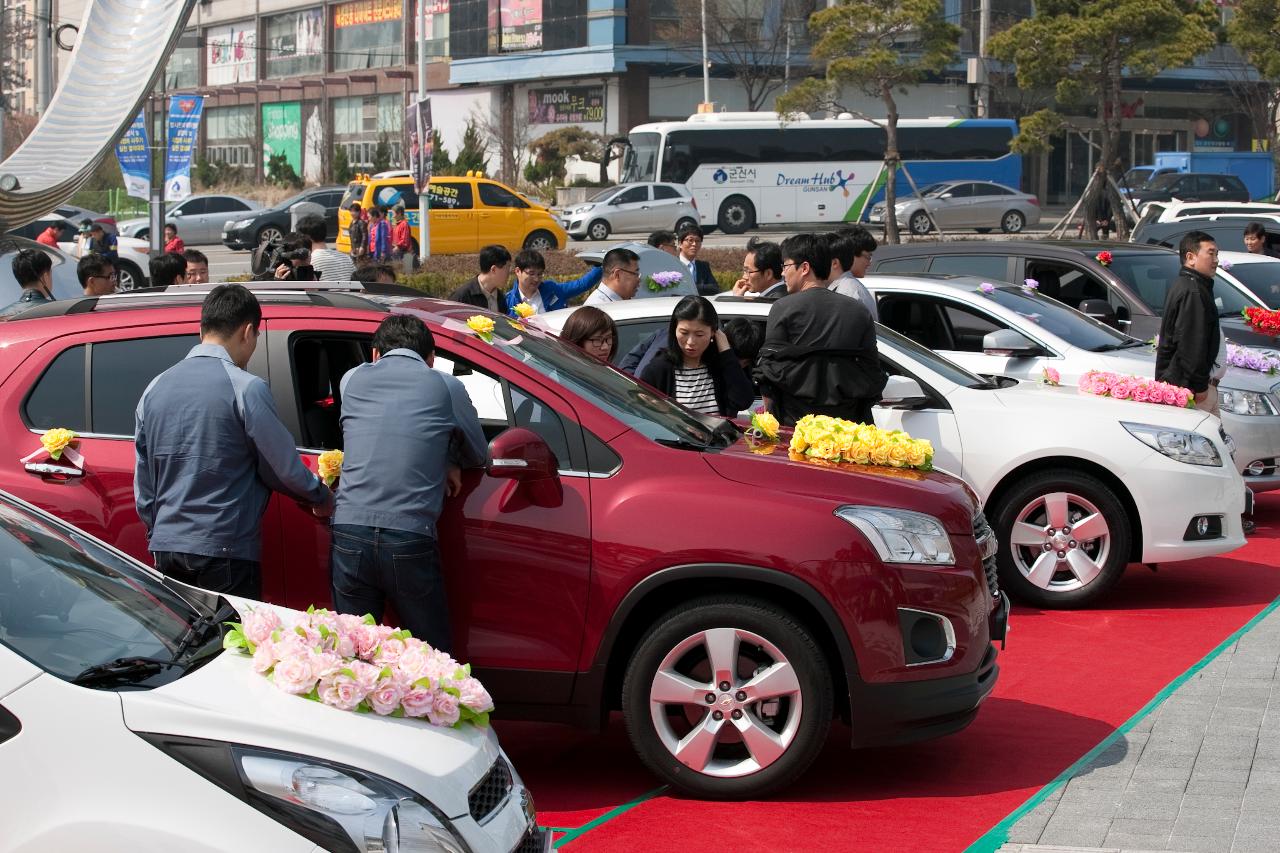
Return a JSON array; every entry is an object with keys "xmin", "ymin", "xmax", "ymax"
[
  {"xmin": 499, "ymin": 0, "xmax": 542, "ymax": 52},
  {"xmin": 206, "ymin": 22, "xmax": 257, "ymax": 85},
  {"xmin": 406, "ymin": 97, "xmax": 433, "ymax": 195},
  {"xmin": 333, "ymin": 0, "xmax": 402, "ymax": 28},
  {"xmin": 115, "ymin": 111, "xmax": 150, "ymax": 200},
  {"xmin": 266, "ymin": 8, "xmax": 324, "ymax": 76},
  {"xmin": 165, "ymin": 95, "xmax": 204, "ymax": 202},
  {"xmin": 528, "ymin": 86, "xmax": 605, "ymax": 125},
  {"xmin": 262, "ymin": 102, "xmax": 304, "ymax": 178}
]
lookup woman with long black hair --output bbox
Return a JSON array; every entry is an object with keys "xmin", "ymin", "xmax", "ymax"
[{"xmin": 639, "ymin": 295, "xmax": 754, "ymax": 416}]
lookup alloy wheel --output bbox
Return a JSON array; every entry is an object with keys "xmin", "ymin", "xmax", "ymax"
[
  {"xmin": 258, "ymin": 226, "xmax": 284, "ymax": 245},
  {"xmin": 648, "ymin": 626, "xmax": 802, "ymax": 778},
  {"xmin": 1008, "ymin": 491, "xmax": 1111, "ymax": 593}
]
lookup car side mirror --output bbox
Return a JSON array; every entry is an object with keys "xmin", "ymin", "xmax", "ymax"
[
  {"xmin": 1078, "ymin": 299, "xmax": 1120, "ymax": 329},
  {"xmin": 939, "ymin": 193, "xmax": 953, "ymax": 200},
  {"xmin": 982, "ymin": 328, "xmax": 1046, "ymax": 357},
  {"xmin": 879, "ymin": 375, "xmax": 930, "ymax": 409},
  {"xmin": 487, "ymin": 427, "xmax": 562, "ymax": 508}
]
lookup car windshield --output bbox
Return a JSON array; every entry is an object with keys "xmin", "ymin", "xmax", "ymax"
[
  {"xmin": 1124, "ymin": 168, "xmax": 1153, "ymax": 188},
  {"xmin": 340, "ymin": 183, "xmax": 366, "ymax": 209},
  {"xmin": 0, "ymin": 496, "xmax": 214, "ymax": 686},
  {"xmin": 276, "ymin": 189, "xmax": 315, "ymax": 210},
  {"xmin": 1147, "ymin": 173, "xmax": 1181, "ymax": 190},
  {"xmin": 1221, "ymin": 261, "xmax": 1280, "ymax": 309},
  {"xmin": 876, "ymin": 324, "xmax": 992, "ymax": 389},
  {"xmin": 985, "ymin": 286, "xmax": 1135, "ymax": 350},
  {"xmin": 432, "ymin": 310, "xmax": 728, "ymax": 448},
  {"xmin": 587, "ymin": 187, "xmax": 619, "ymax": 203},
  {"xmin": 622, "ymin": 132, "xmax": 660, "ymax": 183},
  {"xmin": 918, "ymin": 183, "xmax": 949, "ymax": 197}
]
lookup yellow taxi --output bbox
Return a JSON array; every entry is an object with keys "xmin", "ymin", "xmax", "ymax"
[{"xmin": 337, "ymin": 171, "xmax": 567, "ymax": 255}]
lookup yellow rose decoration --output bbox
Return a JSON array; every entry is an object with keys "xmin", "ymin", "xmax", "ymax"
[
  {"xmin": 41, "ymin": 428, "xmax": 77, "ymax": 460},
  {"xmin": 787, "ymin": 414, "xmax": 932, "ymax": 471},
  {"xmin": 514, "ymin": 302, "xmax": 536, "ymax": 319},
  {"xmin": 466, "ymin": 315, "xmax": 496, "ymax": 342},
  {"xmin": 317, "ymin": 450, "xmax": 344, "ymax": 486},
  {"xmin": 750, "ymin": 411, "xmax": 780, "ymax": 441}
]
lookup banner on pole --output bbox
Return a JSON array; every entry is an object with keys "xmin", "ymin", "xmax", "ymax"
[
  {"xmin": 115, "ymin": 112, "xmax": 150, "ymax": 201},
  {"xmin": 406, "ymin": 97, "xmax": 433, "ymax": 194},
  {"xmin": 165, "ymin": 95, "xmax": 205, "ymax": 202}
]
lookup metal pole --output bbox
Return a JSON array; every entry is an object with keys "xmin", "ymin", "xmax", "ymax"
[
  {"xmin": 700, "ymin": 0, "xmax": 710, "ymax": 107},
  {"xmin": 976, "ymin": 0, "xmax": 990, "ymax": 118},
  {"xmin": 416, "ymin": 0, "xmax": 430, "ymax": 261},
  {"xmin": 34, "ymin": 0, "xmax": 51, "ymax": 111}
]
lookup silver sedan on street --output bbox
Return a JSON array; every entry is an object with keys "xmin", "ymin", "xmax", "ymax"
[{"xmin": 869, "ymin": 180, "xmax": 1041, "ymax": 236}]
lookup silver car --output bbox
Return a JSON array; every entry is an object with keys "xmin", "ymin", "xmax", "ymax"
[
  {"xmin": 868, "ymin": 180, "xmax": 1041, "ymax": 236},
  {"xmin": 117, "ymin": 194, "xmax": 261, "ymax": 244},
  {"xmin": 560, "ymin": 182, "xmax": 698, "ymax": 241}
]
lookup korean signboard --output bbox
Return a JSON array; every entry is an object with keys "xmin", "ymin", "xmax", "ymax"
[
  {"xmin": 115, "ymin": 112, "xmax": 150, "ymax": 201},
  {"xmin": 500, "ymin": 0, "xmax": 542, "ymax": 52},
  {"xmin": 528, "ymin": 86, "xmax": 605, "ymax": 125},
  {"xmin": 165, "ymin": 95, "xmax": 205, "ymax": 202},
  {"xmin": 262, "ymin": 102, "xmax": 303, "ymax": 179}
]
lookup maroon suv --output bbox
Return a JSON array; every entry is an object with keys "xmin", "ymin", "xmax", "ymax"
[{"xmin": 0, "ymin": 287, "xmax": 1006, "ymax": 798}]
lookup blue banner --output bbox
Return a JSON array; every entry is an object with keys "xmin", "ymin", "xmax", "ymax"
[
  {"xmin": 114, "ymin": 112, "xmax": 150, "ymax": 201},
  {"xmin": 164, "ymin": 94, "xmax": 204, "ymax": 201}
]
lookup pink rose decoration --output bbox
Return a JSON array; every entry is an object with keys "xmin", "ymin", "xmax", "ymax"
[
  {"xmin": 1132, "ymin": 384, "xmax": 1150, "ymax": 403},
  {"xmin": 319, "ymin": 672, "xmax": 368, "ymax": 712},
  {"xmin": 349, "ymin": 624, "xmax": 381, "ymax": 659},
  {"xmin": 1111, "ymin": 379, "xmax": 1132, "ymax": 400},
  {"xmin": 242, "ymin": 608, "xmax": 282, "ymax": 646},
  {"xmin": 272, "ymin": 653, "xmax": 317, "ymax": 695},
  {"xmin": 252, "ymin": 638, "xmax": 278, "ymax": 674},
  {"xmin": 376, "ymin": 637, "xmax": 407, "ymax": 665},
  {"xmin": 350, "ymin": 660, "xmax": 381, "ymax": 693},
  {"xmin": 458, "ymin": 677, "xmax": 495, "ymax": 713},
  {"xmin": 368, "ymin": 677, "xmax": 405, "ymax": 715},
  {"xmin": 395, "ymin": 645, "xmax": 432, "ymax": 682},
  {"xmin": 428, "ymin": 691, "xmax": 461, "ymax": 727},
  {"xmin": 401, "ymin": 685, "xmax": 436, "ymax": 718}
]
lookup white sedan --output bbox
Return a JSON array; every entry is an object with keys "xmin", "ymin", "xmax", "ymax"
[
  {"xmin": 538, "ymin": 299, "xmax": 1248, "ymax": 608},
  {"xmin": 861, "ymin": 272, "xmax": 1280, "ymax": 493},
  {"xmin": 0, "ymin": 491, "xmax": 546, "ymax": 853}
]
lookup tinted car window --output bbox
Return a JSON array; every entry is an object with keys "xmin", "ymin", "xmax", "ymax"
[
  {"xmin": 873, "ymin": 257, "xmax": 930, "ymax": 273},
  {"xmin": 615, "ymin": 320, "xmax": 665, "ymax": 366},
  {"xmin": 974, "ymin": 183, "xmax": 1013, "ymax": 196},
  {"xmin": 478, "ymin": 183, "xmax": 528, "ymax": 209},
  {"xmin": 91, "ymin": 336, "xmax": 198, "ymax": 435},
  {"xmin": 23, "ymin": 345, "xmax": 87, "ymax": 431},
  {"xmin": 614, "ymin": 187, "xmax": 648, "ymax": 205},
  {"xmin": 373, "ymin": 183, "xmax": 420, "ymax": 210},
  {"xmin": 929, "ymin": 255, "xmax": 1010, "ymax": 281},
  {"xmin": 510, "ymin": 385, "xmax": 573, "ymax": 469},
  {"xmin": 1224, "ymin": 262, "xmax": 1280, "ymax": 308},
  {"xmin": 653, "ymin": 185, "xmax": 681, "ymax": 201},
  {"xmin": 175, "ymin": 198, "xmax": 208, "ymax": 216},
  {"xmin": 943, "ymin": 184, "xmax": 973, "ymax": 198},
  {"xmin": 428, "ymin": 182, "xmax": 473, "ymax": 210},
  {"xmin": 205, "ymin": 197, "xmax": 249, "ymax": 214},
  {"xmin": 980, "ymin": 286, "xmax": 1132, "ymax": 350}
]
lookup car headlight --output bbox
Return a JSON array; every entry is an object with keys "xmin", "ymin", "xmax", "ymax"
[
  {"xmin": 1122, "ymin": 422, "xmax": 1222, "ymax": 466},
  {"xmin": 232, "ymin": 218, "xmax": 255, "ymax": 229},
  {"xmin": 835, "ymin": 505, "xmax": 955, "ymax": 565},
  {"xmin": 139, "ymin": 737, "xmax": 468, "ymax": 853},
  {"xmin": 1218, "ymin": 387, "xmax": 1278, "ymax": 417}
]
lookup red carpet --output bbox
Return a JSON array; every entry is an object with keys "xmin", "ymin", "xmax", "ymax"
[{"xmin": 497, "ymin": 494, "xmax": 1280, "ymax": 851}]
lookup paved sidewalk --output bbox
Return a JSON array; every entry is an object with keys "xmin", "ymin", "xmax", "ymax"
[{"xmin": 995, "ymin": 601, "xmax": 1280, "ymax": 853}]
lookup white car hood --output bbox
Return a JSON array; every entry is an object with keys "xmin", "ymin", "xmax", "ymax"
[
  {"xmin": 989, "ymin": 378, "xmax": 1212, "ymax": 431},
  {"xmin": 120, "ymin": 621, "xmax": 500, "ymax": 819}
]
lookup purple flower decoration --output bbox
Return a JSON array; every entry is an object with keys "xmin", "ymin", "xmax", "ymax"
[
  {"xmin": 1220, "ymin": 260, "xmax": 1233, "ymax": 271},
  {"xmin": 1023, "ymin": 278, "xmax": 1038, "ymax": 292},
  {"xmin": 647, "ymin": 270, "xmax": 684, "ymax": 292},
  {"xmin": 979, "ymin": 282, "xmax": 996, "ymax": 296}
]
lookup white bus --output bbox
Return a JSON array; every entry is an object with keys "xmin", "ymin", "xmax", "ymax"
[{"xmin": 617, "ymin": 112, "xmax": 1021, "ymax": 233}]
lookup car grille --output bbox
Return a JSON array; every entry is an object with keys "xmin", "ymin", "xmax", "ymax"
[
  {"xmin": 469, "ymin": 755, "xmax": 514, "ymax": 825},
  {"xmin": 973, "ymin": 510, "xmax": 1000, "ymax": 600},
  {"xmin": 513, "ymin": 824, "xmax": 550, "ymax": 853}
]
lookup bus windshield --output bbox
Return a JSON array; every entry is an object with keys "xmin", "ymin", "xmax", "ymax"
[{"xmin": 622, "ymin": 132, "xmax": 660, "ymax": 183}]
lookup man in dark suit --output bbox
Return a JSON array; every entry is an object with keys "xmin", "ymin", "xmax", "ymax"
[
  {"xmin": 448, "ymin": 245, "xmax": 512, "ymax": 312},
  {"xmin": 676, "ymin": 223, "xmax": 719, "ymax": 296}
]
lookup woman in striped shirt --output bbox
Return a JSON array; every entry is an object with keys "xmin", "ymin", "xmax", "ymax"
[{"xmin": 639, "ymin": 296, "xmax": 754, "ymax": 417}]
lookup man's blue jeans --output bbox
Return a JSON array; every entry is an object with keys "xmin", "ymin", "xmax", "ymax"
[{"xmin": 329, "ymin": 524, "xmax": 452, "ymax": 653}]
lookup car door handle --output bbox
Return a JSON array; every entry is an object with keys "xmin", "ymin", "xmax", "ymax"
[{"xmin": 24, "ymin": 462, "xmax": 84, "ymax": 478}]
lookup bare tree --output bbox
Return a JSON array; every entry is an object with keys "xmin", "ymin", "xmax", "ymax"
[{"xmin": 469, "ymin": 94, "xmax": 531, "ymax": 185}]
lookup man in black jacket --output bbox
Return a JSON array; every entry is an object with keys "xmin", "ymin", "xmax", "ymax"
[
  {"xmin": 1156, "ymin": 230, "xmax": 1220, "ymax": 415},
  {"xmin": 676, "ymin": 223, "xmax": 719, "ymax": 296},
  {"xmin": 448, "ymin": 245, "xmax": 512, "ymax": 311}
]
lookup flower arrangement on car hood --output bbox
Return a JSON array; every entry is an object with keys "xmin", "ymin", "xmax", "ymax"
[
  {"xmin": 788, "ymin": 415, "xmax": 933, "ymax": 471},
  {"xmin": 224, "ymin": 606, "xmax": 493, "ymax": 729},
  {"xmin": 1079, "ymin": 370, "xmax": 1194, "ymax": 408}
]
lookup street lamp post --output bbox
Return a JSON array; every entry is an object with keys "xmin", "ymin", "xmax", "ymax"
[
  {"xmin": 416, "ymin": 1, "xmax": 430, "ymax": 261},
  {"xmin": 700, "ymin": 0, "xmax": 710, "ymax": 109}
]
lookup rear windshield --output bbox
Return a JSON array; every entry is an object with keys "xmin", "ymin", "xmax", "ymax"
[
  {"xmin": 340, "ymin": 182, "xmax": 366, "ymax": 209},
  {"xmin": 1108, "ymin": 251, "xmax": 1258, "ymax": 316}
]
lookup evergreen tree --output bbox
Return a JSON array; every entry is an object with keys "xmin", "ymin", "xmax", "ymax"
[
  {"xmin": 372, "ymin": 132, "xmax": 392, "ymax": 174},
  {"xmin": 430, "ymin": 128, "xmax": 453, "ymax": 176},
  {"xmin": 453, "ymin": 119, "xmax": 491, "ymax": 175},
  {"xmin": 332, "ymin": 145, "xmax": 353, "ymax": 183}
]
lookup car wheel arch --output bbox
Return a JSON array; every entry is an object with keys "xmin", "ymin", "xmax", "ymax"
[
  {"xmin": 984, "ymin": 455, "xmax": 1143, "ymax": 563},
  {"xmin": 590, "ymin": 564, "xmax": 860, "ymax": 722}
]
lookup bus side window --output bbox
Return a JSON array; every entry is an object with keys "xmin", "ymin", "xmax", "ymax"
[{"xmin": 664, "ymin": 145, "xmax": 694, "ymax": 183}]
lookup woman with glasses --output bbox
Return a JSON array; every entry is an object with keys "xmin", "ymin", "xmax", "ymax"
[{"xmin": 560, "ymin": 306, "xmax": 619, "ymax": 364}]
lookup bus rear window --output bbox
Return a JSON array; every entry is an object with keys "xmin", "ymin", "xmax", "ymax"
[{"xmin": 341, "ymin": 183, "xmax": 366, "ymax": 209}]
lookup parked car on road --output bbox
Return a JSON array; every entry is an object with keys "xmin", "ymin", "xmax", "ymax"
[
  {"xmin": 117, "ymin": 194, "xmax": 261, "ymax": 244},
  {"xmin": 0, "ymin": 490, "xmax": 543, "ymax": 852},
  {"xmin": 860, "ymin": 272, "xmax": 1280, "ymax": 494},
  {"xmin": 868, "ymin": 241, "xmax": 1263, "ymax": 344},
  {"xmin": 868, "ymin": 180, "xmax": 1040, "ymax": 235},
  {"xmin": 221, "ymin": 185, "xmax": 346, "ymax": 250},
  {"xmin": 1131, "ymin": 215, "xmax": 1280, "ymax": 257},
  {"xmin": 52, "ymin": 203, "xmax": 118, "ymax": 235},
  {"xmin": 541, "ymin": 298, "xmax": 1248, "ymax": 608},
  {"xmin": 559, "ymin": 182, "xmax": 699, "ymax": 241},
  {"xmin": 1128, "ymin": 172, "xmax": 1250, "ymax": 212},
  {"xmin": 1135, "ymin": 201, "xmax": 1280, "ymax": 228},
  {"xmin": 3, "ymin": 219, "xmax": 150, "ymax": 291},
  {"xmin": 0, "ymin": 236, "xmax": 82, "ymax": 304},
  {"xmin": 0, "ymin": 284, "xmax": 1004, "ymax": 799}
]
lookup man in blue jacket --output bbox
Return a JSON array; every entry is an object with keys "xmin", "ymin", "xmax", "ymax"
[
  {"xmin": 135, "ymin": 285, "xmax": 333, "ymax": 598},
  {"xmin": 504, "ymin": 248, "xmax": 601, "ymax": 316}
]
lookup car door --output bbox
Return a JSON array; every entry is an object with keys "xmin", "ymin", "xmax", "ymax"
[
  {"xmin": 969, "ymin": 183, "xmax": 1010, "ymax": 227},
  {"xmin": 606, "ymin": 186, "xmax": 650, "ymax": 232},
  {"xmin": 652, "ymin": 184, "xmax": 694, "ymax": 229},
  {"xmin": 871, "ymin": 351, "xmax": 965, "ymax": 480},
  {"xmin": 476, "ymin": 181, "xmax": 529, "ymax": 249},
  {"xmin": 427, "ymin": 180, "xmax": 478, "ymax": 253},
  {"xmin": 935, "ymin": 183, "xmax": 973, "ymax": 227},
  {"xmin": 318, "ymin": 191, "xmax": 344, "ymax": 239},
  {"xmin": 169, "ymin": 197, "xmax": 208, "ymax": 242},
  {"xmin": 202, "ymin": 197, "xmax": 254, "ymax": 244}
]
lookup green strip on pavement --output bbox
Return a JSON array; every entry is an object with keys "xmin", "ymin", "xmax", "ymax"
[
  {"xmin": 552, "ymin": 785, "xmax": 668, "ymax": 848},
  {"xmin": 965, "ymin": 594, "xmax": 1280, "ymax": 853}
]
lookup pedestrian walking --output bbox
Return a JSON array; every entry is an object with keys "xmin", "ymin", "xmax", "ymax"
[
  {"xmin": 163, "ymin": 223, "xmax": 185, "ymax": 255},
  {"xmin": 755, "ymin": 233, "xmax": 886, "ymax": 425},
  {"xmin": 391, "ymin": 205, "xmax": 414, "ymax": 271},
  {"xmin": 329, "ymin": 314, "xmax": 486, "ymax": 652},
  {"xmin": 347, "ymin": 203, "xmax": 369, "ymax": 262},
  {"xmin": 1156, "ymin": 230, "xmax": 1221, "ymax": 415},
  {"xmin": 368, "ymin": 207, "xmax": 391, "ymax": 262},
  {"xmin": 0, "ymin": 248, "xmax": 55, "ymax": 317},
  {"xmin": 134, "ymin": 284, "xmax": 332, "ymax": 598}
]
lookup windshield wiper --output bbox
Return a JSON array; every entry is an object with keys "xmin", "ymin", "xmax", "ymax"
[
  {"xmin": 710, "ymin": 418, "xmax": 741, "ymax": 448},
  {"xmin": 170, "ymin": 600, "xmax": 238, "ymax": 661},
  {"xmin": 1090, "ymin": 340, "xmax": 1147, "ymax": 352},
  {"xmin": 71, "ymin": 656, "xmax": 185, "ymax": 687}
]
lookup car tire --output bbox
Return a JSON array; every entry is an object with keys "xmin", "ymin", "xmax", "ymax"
[
  {"xmin": 524, "ymin": 229, "xmax": 558, "ymax": 251},
  {"xmin": 989, "ymin": 469, "xmax": 1132, "ymax": 608},
  {"xmin": 621, "ymin": 596, "xmax": 833, "ymax": 800},
  {"xmin": 717, "ymin": 196, "xmax": 756, "ymax": 235},
  {"xmin": 587, "ymin": 219, "xmax": 610, "ymax": 241},
  {"xmin": 1001, "ymin": 210, "xmax": 1026, "ymax": 234},
  {"xmin": 675, "ymin": 217, "xmax": 699, "ymax": 233},
  {"xmin": 135, "ymin": 229, "xmax": 149, "ymax": 242},
  {"xmin": 909, "ymin": 211, "xmax": 933, "ymax": 235},
  {"xmin": 116, "ymin": 261, "xmax": 145, "ymax": 292},
  {"xmin": 257, "ymin": 225, "xmax": 284, "ymax": 245}
]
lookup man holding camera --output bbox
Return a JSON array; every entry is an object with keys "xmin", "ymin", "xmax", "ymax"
[{"xmin": 299, "ymin": 214, "xmax": 354, "ymax": 282}]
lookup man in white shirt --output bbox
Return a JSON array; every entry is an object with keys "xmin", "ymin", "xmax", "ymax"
[
  {"xmin": 824, "ymin": 226, "xmax": 878, "ymax": 320},
  {"xmin": 584, "ymin": 248, "xmax": 642, "ymax": 305},
  {"xmin": 298, "ymin": 214, "xmax": 355, "ymax": 281}
]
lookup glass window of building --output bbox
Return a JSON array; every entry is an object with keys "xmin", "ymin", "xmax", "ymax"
[
  {"xmin": 332, "ymin": 0, "xmax": 405, "ymax": 71},
  {"xmin": 205, "ymin": 105, "xmax": 256, "ymax": 167},
  {"xmin": 333, "ymin": 95, "xmax": 404, "ymax": 169},
  {"xmin": 415, "ymin": 0, "xmax": 450, "ymax": 59},
  {"xmin": 205, "ymin": 21, "xmax": 257, "ymax": 85},
  {"xmin": 264, "ymin": 8, "xmax": 325, "ymax": 79},
  {"xmin": 164, "ymin": 30, "xmax": 199, "ymax": 90}
]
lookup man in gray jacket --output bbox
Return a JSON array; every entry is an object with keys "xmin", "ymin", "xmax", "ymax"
[
  {"xmin": 135, "ymin": 285, "xmax": 332, "ymax": 598},
  {"xmin": 329, "ymin": 314, "xmax": 486, "ymax": 652}
]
